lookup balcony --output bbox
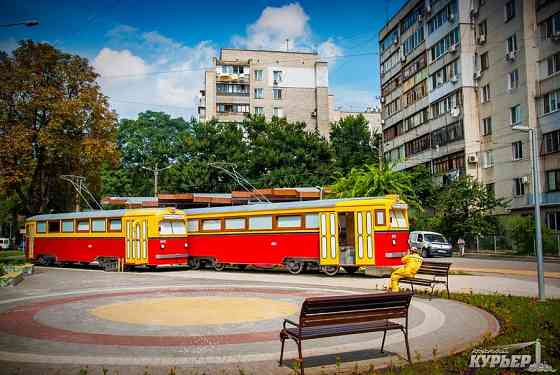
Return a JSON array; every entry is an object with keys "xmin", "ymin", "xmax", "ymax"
[
  {"xmin": 216, "ymin": 91, "xmax": 249, "ymax": 97},
  {"xmin": 216, "ymin": 73, "xmax": 250, "ymax": 83},
  {"xmin": 527, "ymin": 191, "xmax": 560, "ymax": 206}
]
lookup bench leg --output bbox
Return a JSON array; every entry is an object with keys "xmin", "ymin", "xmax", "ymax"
[
  {"xmin": 297, "ymin": 340, "xmax": 304, "ymax": 375},
  {"xmin": 402, "ymin": 328, "xmax": 412, "ymax": 364},
  {"xmin": 279, "ymin": 334, "xmax": 286, "ymax": 366},
  {"xmin": 446, "ymin": 278, "xmax": 450, "ymax": 299},
  {"xmin": 380, "ymin": 329, "xmax": 387, "ymax": 353}
]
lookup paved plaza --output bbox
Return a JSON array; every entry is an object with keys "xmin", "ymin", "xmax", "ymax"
[{"xmin": 0, "ymin": 267, "xmax": 504, "ymax": 374}]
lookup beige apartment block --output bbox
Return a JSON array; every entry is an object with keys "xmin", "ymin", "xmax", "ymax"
[
  {"xmin": 379, "ymin": 0, "xmax": 560, "ymax": 224},
  {"xmin": 198, "ymin": 48, "xmax": 331, "ymax": 135}
]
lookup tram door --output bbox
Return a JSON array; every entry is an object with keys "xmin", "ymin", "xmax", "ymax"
[
  {"xmin": 125, "ymin": 217, "xmax": 149, "ymax": 265},
  {"xmin": 26, "ymin": 223, "xmax": 35, "ymax": 259},
  {"xmin": 319, "ymin": 212, "xmax": 339, "ymax": 265},
  {"xmin": 354, "ymin": 210, "xmax": 375, "ymax": 266}
]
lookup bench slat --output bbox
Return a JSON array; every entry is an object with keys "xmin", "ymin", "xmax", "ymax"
[{"xmin": 285, "ymin": 320, "xmax": 403, "ymax": 340}]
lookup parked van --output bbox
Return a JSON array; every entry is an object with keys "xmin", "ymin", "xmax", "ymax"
[
  {"xmin": 408, "ymin": 231, "xmax": 452, "ymax": 257},
  {"xmin": 0, "ymin": 238, "xmax": 10, "ymax": 250}
]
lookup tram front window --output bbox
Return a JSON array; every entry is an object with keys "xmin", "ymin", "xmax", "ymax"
[{"xmin": 159, "ymin": 220, "xmax": 187, "ymax": 235}]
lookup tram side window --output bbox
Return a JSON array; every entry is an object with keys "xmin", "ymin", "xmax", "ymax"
[
  {"xmin": 48, "ymin": 221, "xmax": 60, "ymax": 233},
  {"xmin": 62, "ymin": 220, "xmax": 74, "ymax": 232},
  {"xmin": 77, "ymin": 219, "xmax": 90, "ymax": 232},
  {"xmin": 249, "ymin": 215, "xmax": 273, "ymax": 230},
  {"xmin": 91, "ymin": 219, "xmax": 106, "ymax": 232},
  {"xmin": 375, "ymin": 209, "xmax": 386, "ymax": 226},
  {"xmin": 304, "ymin": 214, "xmax": 319, "ymax": 229},
  {"xmin": 390, "ymin": 210, "xmax": 407, "ymax": 227},
  {"xmin": 202, "ymin": 219, "xmax": 221, "ymax": 231},
  {"xmin": 187, "ymin": 219, "xmax": 199, "ymax": 232},
  {"xmin": 37, "ymin": 222, "xmax": 46, "ymax": 233},
  {"xmin": 225, "ymin": 218, "xmax": 246, "ymax": 230},
  {"xmin": 277, "ymin": 215, "xmax": 302, "ymax": 228},
  {"xmin": 109, "ymin": 219, "xmax": 122, "ymax": 231}
]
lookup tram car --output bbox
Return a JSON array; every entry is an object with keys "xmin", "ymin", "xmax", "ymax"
[
  {"xmin": 24, "ymin": 208, "xmax": 188, "ymax": 270},
  {"xmin": 184, "ymin": 195, "xmax": 409, "ymax": 276}
]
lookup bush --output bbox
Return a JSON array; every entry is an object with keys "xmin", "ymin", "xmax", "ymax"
[{"xmin": 500, "ymin": 215, "xmax": 558, "ymax": 255}]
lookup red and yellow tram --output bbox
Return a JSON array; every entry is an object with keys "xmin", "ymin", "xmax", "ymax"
[
  {"xmin": 185, "ymin": 195, "xmax": 409, "ymax": 276},
  {"xmin": 25, "ymin": 208, "xmax": 188, "ymax": 270}
]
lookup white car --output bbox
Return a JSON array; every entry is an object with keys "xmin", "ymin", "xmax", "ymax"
[{"xmin": 408, "ymin": 231, "xmax": 453, "ymax": 258}]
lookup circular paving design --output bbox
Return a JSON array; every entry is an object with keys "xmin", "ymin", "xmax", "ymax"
[{"xmin": 0, "ymin": 281, "xmax": 500, "ymax": 372}]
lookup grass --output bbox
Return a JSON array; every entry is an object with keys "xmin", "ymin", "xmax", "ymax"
[
  {"xmin": 0, "ymin": 250, "xmax": 24, "ymax": 258},
  {"xmin": 0, "ymin": 250, "xmax": 26, "ymax": 266}
]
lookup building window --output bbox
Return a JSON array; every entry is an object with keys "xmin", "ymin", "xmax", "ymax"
[
  {"xmin": 545, "ymin": 211, "xmax": 560, "ymax": 230},
  {"xmin": 217, "ymin": 103, "xmax": 249, "ymax": 113},
  {"xmin": 402, "ymin": 27, "xmax": 425, "ymax": 56},
  {"xmin": 255, "ymin": 106, "xmax": 264, "ymax": 115},
  {"xmin": 380, "ymin": 27, "xmax": 399, "ymax": 53},
  {"xmin": 543, "ymin": 130, "xmax": 560, "ymax": 154},
  {"xmin": 254, "ymin": 69, "xmax": 263, "ymax": 81},
  {"xmin": 254, "ymin": 88, "xmax": 263, "ymax": 99},
  {"xmin": 480, "ymin": 52, "xmax": 489, "ymax": 71},
  {"xmin": 430, "ymin": 27, "xmax": 460, "ymax": 61},
  {"xmin": 504, "ymin": 0, "xmax": 515, "ymax": 23},
  {"xmin": 482, "ymin": 117, "xmax": 492, "ymax": 136},
  {"xmin": 216, "ymin": 83, "xmax": 249, "ymax": 96},
  {"xmin": 506, "ymin": 34, "xmax": 518, "ymax": 53},
  {"xmin": 430, "ymin": 60, "xmax": 459, "ymax": 90},
  {"xmin": 273, "ymin": 107, "xmax": 284, "ymax": 117},
  {"xmin": 427, "ymin": 1, "xmax": 456, "ymax": 35},
  {"xmin": 508, "ymin": 69, "xmax": 519, "ymax": 90},
  {"xmin": 546, "ymin": 169, "xmax": 560, "ymax": 192},
  {"xmin": 481, "ymin": 150, "xmax": 494, "ymax": 169},
  {"xmin": 478, "ymin": 20, "xmax": 487, "ymax": 38},
  {"xmin": 546, "ymin": 52, "xmax": 560, "ymax": 76},
  {"xmin": 542, "ymin": 89, "xmax": 559, "ymax": 115},
  {"xmin": 272, "ymin": 88, "xmax": 282, "ymax": 100},
  {"xmin": 401, "ymin": 5, "xmax": 423, "ymax": 34},
  {"xmin": 510, "ymin": 104, "xmax": 521, "ymax": 125},
  {"xmin": 481, "ymin": 84, "xmax": 491, "ymax": 103},
  {"xmin": 512, "ymin": 141, "xmax": 523, "ymax": 160},
  {"xmin": 273, "ymin": 70, "xmax": 283, "ymax": 83},
  {"xmin": 540, "ymin": 12, "xmax": 560, "ymax": 39},
  {"xmin": 513, "ymin": 178, "xmax": 525, "ymax": 196},
  {"xmin": 486, "ymin": 183, "xmax": 495, "ymax": 196}
]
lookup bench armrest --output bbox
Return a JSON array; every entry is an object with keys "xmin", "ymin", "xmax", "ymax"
[{"xmin": 283, "ymin": 319, "xmax": 299, "ymax": 329}]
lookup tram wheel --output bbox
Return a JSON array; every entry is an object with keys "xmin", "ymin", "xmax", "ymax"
[
  {"xmin": 213, "ymin": 262, "xmax": 225, "ymax": 271},
  {"xmin": 287, "ymin": 261, "xmax": 304, "ymax": 275},
  {"xmin": 189, "ymin": 258, "xmax": 201, "ymax": 270},
  {"xmin": 344, "ymin": 266, "xmax": 359, "ymax": 274},
  {"xmin": 237, "ymin": 264, "xmax": 248, "ymax": 271},
  {"xmin": 322, "ymin": 265, "xmax": 340, "ymax": 276}
]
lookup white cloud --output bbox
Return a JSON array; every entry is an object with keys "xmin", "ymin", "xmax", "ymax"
[
  {"xmin": 93, "ymin": 28, "xmax": 216, "ymax": 119},
  {"xmin": 317, "ymin": 38, "xmax": 343, "ymax": 66},
  {"xmin": 0, "ymin": 38, "xmax": 19, "ymax": 55}
]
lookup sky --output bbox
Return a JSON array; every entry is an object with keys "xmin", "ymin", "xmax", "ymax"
[{"xmin": 0, "ymin": 0, "xmax": 406, "ymax": 120}]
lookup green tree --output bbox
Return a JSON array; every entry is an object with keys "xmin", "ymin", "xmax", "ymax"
[
  {"xmin": 329, "ymin": 115, "xmax": 378, "ymax": 173},
  {"xmin": 244, "ymin": 115, "xmax": 333, "ymax": 187},
  {"xmin": 329, "ymin": 163, "xmax": 421, "ymax": 208},
  {"xmin": 427, "ymin": 176, "xmax": 508, "ymax": 242},
  {"xmin": 0, "ymin": 40, "xmax": 118, "ymax": 215}
]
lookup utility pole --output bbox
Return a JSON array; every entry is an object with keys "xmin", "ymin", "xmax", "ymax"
[
  {"xmin": 513, "ymin": 125, "xmax": 545, "ymax": 301},
  {"xmin": 286, "ymin": 38, "xmax": 289, "ymax": 52},
  {"xmin": 142, "ymin": 162, "xmax": 174, "ymax": 196}
]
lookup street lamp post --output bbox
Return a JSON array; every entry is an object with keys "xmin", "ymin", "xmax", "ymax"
[
  {"xmin": 315, "ymin": 186, "xmax": 324, "ymax": 200},
  {"xmin": 0, "ymin": 20, "xmax": 39, "ymax": 27},
  {"xmin": 142, "ymin": 162, "xmax": 174, "ymax": 196},
  {"xmin": 513, "ymin": 125, "xmax": 545, "ymax": 301}
]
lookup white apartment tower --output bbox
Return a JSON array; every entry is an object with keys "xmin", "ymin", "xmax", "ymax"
[{"xmin": 379, "ymin": 0, "xmax": 560, "ymax": 225}]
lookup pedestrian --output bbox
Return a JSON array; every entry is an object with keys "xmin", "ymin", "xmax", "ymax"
[
  {"xmin": 389, "ymin": 247, "xmax": 423, "ymax": 292},
  {"xmin": 458, "ymin": 237, "xmax": 465, "ymax": 257}
]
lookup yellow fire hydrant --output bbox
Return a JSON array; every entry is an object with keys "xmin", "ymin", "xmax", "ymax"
[{"xmin": 389, "ymin": 248, "xmax": 423, "ymax": 292}]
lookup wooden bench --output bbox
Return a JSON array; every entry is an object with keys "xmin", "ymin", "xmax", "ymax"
[
  {"xmin": 398, "ymin": 261, "xmax": 452, "ymax": 298},
  {"xmin": 279, "ymin": 292, "xmax": 413, "ymax": 374}
]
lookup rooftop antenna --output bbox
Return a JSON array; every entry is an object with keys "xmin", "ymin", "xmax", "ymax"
[
  {"xmin": 60, "ymin": 175, "xmax": 103, "ymax": 211},
  {"xmin": 209, "ymin": 162, "xmax": 271, "ymax": 203}
]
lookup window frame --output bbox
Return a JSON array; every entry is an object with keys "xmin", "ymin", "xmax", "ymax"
[
  {"xmin": 48, "ymin": 220, "xmax": 61, "ymax": 233},
  {"xmin": 546, "ymin": 169, "xmax": 560, "ymax": 192},
  {"xmin": 76, "ymin": 219, "xmax": 90, "ymax": 233},
  {"xmin": 201, "ymin": 219, "xmax": 222, "ymax": 232},
  {"xmin": 223, "ymin": 217, "xmax": 247, "ymax": 231},
  {"xmin": 248, "ymin": 215, "xmax": 274, "ymax": 231},
  {"xmin": 304, "ymin": 213, "xmax": 320, "ymax": 229},
  {"xmin": 108, "ymin": 218, "xmax": 122, "ymax": 232},
  {"xmin": 275, "ymin": 215, "xmax": 303, "ymax": 229},
  {"xmin": 254, "ymin": 69, "xmax": 263, "ymax": 81},
  {"xmin": 187, "ymin": 219, "xmax": 200, "ymax": 233},
  {"xmin": 504, "ymin": 0, "xmax": 515, "ymax": 23},
  {"xmin": 510, "ymin": 104, "xmax": 521, "ymax": 125},
  {"xmin": 254, "ymin": 87, "xmax": 264, "ymax": 99},
  {"xmin": 272, "ymin": 88, "xmax": 282, "ymax": 100},
  {"xmin": 512, "ymin": 141, "xmax": 523, "ymax": 161},
  {"xmin": 482, "ymin": 116, "xmax": 492, "ymax": 136},
  {"xmin": 375, "ymin": 209, "xmax": 386, "ymax": 226},
  {"xmin": 62, "ymin": 220, "xmax": 75, "ymax": 233},
  {"xmin": 513, "ymin": 177, "xmax": 526, "ymax": 196},
  {"xmin": 37, "ymin": 221, "xmax": 47, "ymax": 233}
]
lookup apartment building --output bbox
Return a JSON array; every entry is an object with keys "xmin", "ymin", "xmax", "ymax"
[
  {"xmin": 379, "ymin": 0, "xmax": 560, "ymax": 224},
  {"xmin": 198, "ymin": 48, "xmax": 330, "ymax": 135}
]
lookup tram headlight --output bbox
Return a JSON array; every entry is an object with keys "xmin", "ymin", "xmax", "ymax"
[
  {"xmin": 160, "ymin": 244, "xmax": 165, "ymax": 249},
  {"xmin": 392, "ymin": 239, "xmax": 397, "ymax": 246}
]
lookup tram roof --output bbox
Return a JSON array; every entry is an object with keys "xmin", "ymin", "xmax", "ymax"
[
  {"xmin": 185, "ymin": 196, "xmax": 398, "ymax": 215},
  {"xmin": 27, "ymin": 208, "xmax": 175, "ymax": 221}
]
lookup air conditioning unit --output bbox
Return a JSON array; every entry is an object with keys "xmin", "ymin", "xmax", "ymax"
[
  {"xmin": 450, "ymin": 75, "xmax": 459, "ymax": 83},
  {"xmin": 426, "ymin": 4, "xmax": 431, "ymax": 14},
  {"xmin": 449, "ymin": 13, "xmax": 455, "ymax": 22},
  {"xmin": 451, "ymin": 107, "xmax": 461, "ymax": 117},
  {"xmin": 311, "ymin": 109, "xmax": 317, "ymax": 118},
  {"xmin": 467, "ymin": 154, "xmax": 478, "ymax": 164},
  {"xmin": 380, "ymin": 97, "xmax": 385, "ymax": 103},
  {"xmin": 400, "ymin": 54, "xmax": 407, "ymax": 63},
  {"xmin": 381, "ymin": 119, "xmax": 385, "ymax": 125},
  {"xmin": 417, "ymin": 14, "xmax": 423, "ymax": 23},
  {"xmin": 477, "ymin": 34, "xmax": 486, "ymax": 44},
  {"xmin": 474, "ymin": 70, "xmax": 482, "ymax": 80},
  {"xmin": 393, "ymin": 37, "xmax": 399, "ymax": 45},
  {"xmin": 522, "ymin": 176, "xmax": 529, "ymax": 184},
  {"xmin": 273, "ymin": 80, "xmax": 279, "ymax": 85},
  {"xmin": 505, "ymin": 51, "xmax": 517, "ymax": 61},
  {"xmin": 449, "ymin": 44, "xmax": 458, "ymax": 53}
]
